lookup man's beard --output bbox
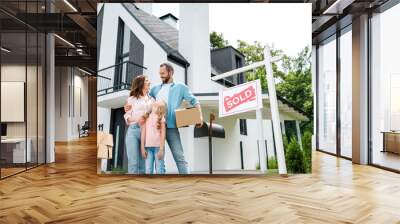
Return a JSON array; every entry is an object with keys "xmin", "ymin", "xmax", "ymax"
[{"xmin": 162, "ymin": 76, "xmax": 171, "ymax": 84}]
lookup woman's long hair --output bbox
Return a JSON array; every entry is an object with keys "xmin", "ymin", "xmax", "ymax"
[
  {"xmin": 130, "ymin": 75, "xmax": 147, "ymax": 98},
  {"xmin": 154, "ymin": 101, "xmax": 167, "ymax": 130}
]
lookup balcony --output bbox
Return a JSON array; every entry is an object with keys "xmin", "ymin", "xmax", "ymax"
[{"xmin": 97, "ymin": 61, "xmax": 147, "ymax": 108}]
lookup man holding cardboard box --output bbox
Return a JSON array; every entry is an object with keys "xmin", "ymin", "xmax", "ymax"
[{"xmin": 125, "ymin": 63, "xmax": 203, "ymax": 174}]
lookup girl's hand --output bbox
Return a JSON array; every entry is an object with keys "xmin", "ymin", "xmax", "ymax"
[
  {"xmin": 157, "ymin": 149, "xmax": 164, "ymax": 160},
  {"xmin": 141, "ymin": 149, "xmax": 147, "ymax": 159},
  {"xmin": 138, "ymin": 116, "xmax": 146, "ymax": 126},
  {"xmin": 127, "ymin": 116, "xmax": 135, "ymax": 123}
]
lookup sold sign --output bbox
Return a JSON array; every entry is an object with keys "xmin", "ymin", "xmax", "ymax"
[{"xmin": 219, "ymin": 79, "xmax": 263, "ymax": 117}]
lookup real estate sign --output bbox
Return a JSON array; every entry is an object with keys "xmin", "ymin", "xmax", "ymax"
[{"xmin": 219, "ymin": 79, "xmax": 263, "ymax": 117}]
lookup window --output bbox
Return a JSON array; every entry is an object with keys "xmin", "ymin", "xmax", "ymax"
[
  {"xmin": 0, "ymin": 2, "xmax": 46, "ymax": 179},
  {"xmin": 115, "ymin": 19, "xmax": 131, "ymax": 88},
  {"xmin": 339, "ymin": 27, "xmax": 352, "ymax": 158},
  {"xmin": 370, "ymin": 3, "xmax": 400, "ymax": 171},
  {"xmin": 240, "ymin": 119, "xmax": 247, "ymax": 135},
  {"xmin": 235, "ymin": 55, "xmax": 244, "ymax": 84},
  {"xmin": 317, "ymin": 35, "xmax": 337, "ymax": 154}
]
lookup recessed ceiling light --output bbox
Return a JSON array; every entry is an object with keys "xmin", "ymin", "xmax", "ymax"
[
  {"xmin": 63, "ymin": 0, "xmax": 78, "ymax": 12},
  {"xmin": 78, "ymin": 67, "xmax": 92, "ymax": 76},
  {"xmin": 1, "ymin": 47, "xmax": 11, "ymax": 53},
  {"xmin": 54, "ymin": 34, "xmax": 75, "ymax": 48}
]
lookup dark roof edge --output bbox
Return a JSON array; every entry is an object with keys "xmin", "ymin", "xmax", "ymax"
[
  {"xmin": 168, "ymin": 53, "xmax": 190, "ymax": 67},
  {"xmin": 276, "ymin": 94, "xmax": 311, "ymax": 120},
  {"xmin": 211, "ymin": 45, "xmax": 246, "ymax": 58},
  {"xmin": 159, "ymin": 13, "xmax": 178, "ymax": 21}
]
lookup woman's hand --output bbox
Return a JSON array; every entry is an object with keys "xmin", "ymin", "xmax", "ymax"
[
  {"xmin": 124, "ymin": 104, "xmax": 132, "ymax": 112},
  {"xmin": 157, "ymin": 149, "xmax": 164, "ymax": 160},
  {"xmin": 141, "ymin": 148, "xmax": 147, "ymax": 159}
]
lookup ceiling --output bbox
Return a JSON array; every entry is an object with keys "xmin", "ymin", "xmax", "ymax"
[
  {"xmin": 309, "ymin": 0, "xmax": 390, "ymax": 44},
  {"xmin": 0, "ymin": 0, "xmax": 97, "ymax": 72}
]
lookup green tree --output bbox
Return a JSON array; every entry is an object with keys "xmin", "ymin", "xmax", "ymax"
[
  {"xmin": 276, "ymin": 46, "xmax": 313, "ymax": 116},
  {"xmin": 210, "ymin": 31, "xmax": 229, "ymax": 49},
  {"xmin": 236, "ymin": 40, "xmax": 284, "ymax": 91}
]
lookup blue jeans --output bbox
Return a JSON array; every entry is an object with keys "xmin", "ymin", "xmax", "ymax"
[
  {"xmin": 125, "ymin": 124, "xmax": 145, "ymax": 174},
  {"xmin": 145, "ymin": 147, "xmax": 166, "ymax": 174},
  {"xmin": 166, "ymin": 128, "xmax": 188, "ymax": 174}
]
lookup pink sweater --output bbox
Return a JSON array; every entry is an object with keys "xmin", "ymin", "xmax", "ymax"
[
  {"xmin": 144, "ymin": 113, "xmax": 166, "ymax": 147},
  {"xmin": 124, "ymin": 95, "xmax": 153, "ymax": 126}
]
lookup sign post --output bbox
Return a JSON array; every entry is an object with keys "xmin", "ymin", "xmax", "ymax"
[
  {"xmin": 263, "ymin": 45, "xmax": 287, "ymax": 175},
  {"xmin": 212, "ymin": 46, "xmax": 287, "ymax": 175}
]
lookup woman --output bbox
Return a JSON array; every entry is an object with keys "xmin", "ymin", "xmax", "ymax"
[{"xmin": 124, "ymin": 75, "xmax": 153, "ymax": 174}]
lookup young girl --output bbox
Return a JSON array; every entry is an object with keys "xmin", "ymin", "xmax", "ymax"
[{"xmin": 140, "ymin": 101, "xmax": 167, "ymax": 174}]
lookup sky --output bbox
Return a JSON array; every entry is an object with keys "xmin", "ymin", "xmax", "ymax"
[{"xmin": 152, "ymin": 3, "xmax": 311, "ymax": 57}]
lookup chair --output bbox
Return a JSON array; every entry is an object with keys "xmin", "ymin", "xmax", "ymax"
[{"xmin": 78, "ymin": 121, "xmax": 90, "ymax": 138}]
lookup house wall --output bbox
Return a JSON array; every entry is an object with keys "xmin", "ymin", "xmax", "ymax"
[
  {"xmin": 178, "ymin": 3, "xmax": 223, "ymax": 94},
  {"xmin": 169, "ymin": 105, "xmax": 278, "ymax": 173},
  {"xmin": 98, "ymin": 3, "xmax": 186, "ymax": 135}
]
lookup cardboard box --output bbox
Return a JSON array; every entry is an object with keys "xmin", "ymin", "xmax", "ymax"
[{"xmin": 175, "ymin": 107, "xmax": 202, "ymax": 128}]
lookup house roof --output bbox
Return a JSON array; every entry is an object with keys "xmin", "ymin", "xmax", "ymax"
[{"xmin": 122, "ymin": 3, "xmax": 189, "ymax": 66}]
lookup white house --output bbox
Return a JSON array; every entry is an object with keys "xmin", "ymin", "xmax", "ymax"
[{"xmin": 97, "ymin": 3, "xmax": 308, "ymax": 174}]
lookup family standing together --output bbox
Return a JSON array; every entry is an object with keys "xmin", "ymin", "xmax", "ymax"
[{"xmin": 124, "ymin": 63, "xmax": 203, "ymax": 174}]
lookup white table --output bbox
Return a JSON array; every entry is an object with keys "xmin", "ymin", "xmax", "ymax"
[{"xmin": 1, "ymin": 138, "xmax": 32, "ymax": 163}]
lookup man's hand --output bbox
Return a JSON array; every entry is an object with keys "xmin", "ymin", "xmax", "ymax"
[
  {"xmin": 124, "ymin": 104, "xmax": 132, "ymax": 112},
  {"xmin": 195, "ymin": 116, "xmax": 204, "ymax": 128}
]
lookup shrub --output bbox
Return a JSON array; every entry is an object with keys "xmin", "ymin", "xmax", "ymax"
[
  {"xmin": 255, "ymin": 162, "xmax": 260, "ymax": 170},
  {"xmin": 285, "ymin": 137, "xmax": 306, "ymax": 173},
  {"xmin": 111, "ymin": 166, "xmax": 127, "ymax": 174},
  {"xmin": 282, "ymin": 134, "xmax": 289, "ymax": 153},
  {"xmin": 302, "ymin": 131, "xmax": 312, "ymax": 173},
  {"xmin": 267, "ymin": 156, "xmax": 278, "ymax": 169}
]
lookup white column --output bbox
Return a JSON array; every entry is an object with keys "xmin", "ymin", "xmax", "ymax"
[
  {"xmin": 352, "ymin": 14, "xmax": 369, "ymax": 164},
  {"xmin": 296, "ymin": 120, "xmax": 303, "ymax": 150},
  {"xmin": 265, "ymin": 120, "xmax": 276, "ymax": 158},
  {"xmin": 264, "ymin": 46, "xmax": 287, "ymax": 175},
  {"xmin": 46, "ymin": 32, "xmax": 55, "ymax": 163},
  {"xmin": 312, "ymin": 45, "xmax": 317, "ymax": 151},
  {"xmin": 256, "ymin": 109, "xmax": 267, "ymax": 172},
  {"xmin": 281, "ymin": 121, "xmax": 286, "ymax": 136}
]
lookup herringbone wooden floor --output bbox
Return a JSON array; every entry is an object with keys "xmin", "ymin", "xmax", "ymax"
[{"xmin": 1, "ymin": 135, "xmax": 400, "ymax": 224}]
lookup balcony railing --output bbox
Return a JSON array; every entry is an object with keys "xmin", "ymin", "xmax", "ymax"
[{"xmin": 97, "ymin": 61, "xmax": 147, "ymax": 96}]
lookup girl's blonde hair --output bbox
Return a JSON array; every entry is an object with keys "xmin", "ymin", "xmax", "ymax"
[
  {"xmin": 142, "ymin": 101, "xmax": 166, "ymax": 129},
  {"xmin": 154, "ymin": 101, "xmax": 166, "ymax": 130}
]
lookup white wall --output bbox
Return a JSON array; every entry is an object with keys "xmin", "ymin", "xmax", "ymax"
[
  {"xmin": 176, "ymin": 106, "xmax": 277, "ymax": 173},
  {"xmin": 98, "ymin": 4, "xmax": 186, "ymax": 134},
  {"xmin": 99, "ymin": 4, "xmax": 185, "ymax": 88},
  {"xmin": 54, "ymin": 67, "xmax": 89, "ymax": 141},
  {"xmin": 178, "ymin": 3, "xmax": 223, "ymax": 94}
]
